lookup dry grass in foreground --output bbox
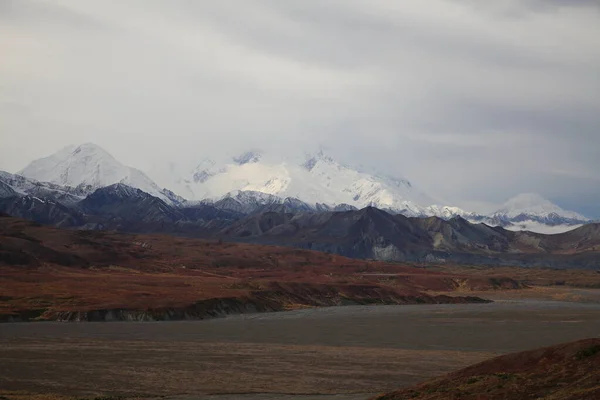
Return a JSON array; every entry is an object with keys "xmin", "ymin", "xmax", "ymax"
[{"xmin": 372, "ymin": 339, "xmax": 600, "ymax": 400}]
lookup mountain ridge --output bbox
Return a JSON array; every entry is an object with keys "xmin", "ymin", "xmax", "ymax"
[
  {"xmin": 0, "ymin": 179, "xmax": 599, "ymax": 269},
  {"xmin": 8, "ymin": 143, "xmax": 591, "ymax": 233}
]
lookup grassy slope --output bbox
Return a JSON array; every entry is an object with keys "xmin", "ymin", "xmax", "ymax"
[
  {"xmin": 0, "ymin": 216, "xmax": 512, "ymax": 320},
  {"xmin": 372, "ymin": 339, "xmax": 600, "ymax": 400}
]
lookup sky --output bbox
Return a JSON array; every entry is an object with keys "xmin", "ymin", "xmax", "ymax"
[{"xmin": 1, "ymin": 0, "xmax": 599, "ymax": 216}]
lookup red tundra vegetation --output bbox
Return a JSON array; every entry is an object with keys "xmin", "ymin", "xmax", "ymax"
[
  {"xmin": 0, "ymin": 215, "xmax": 520, "ymax": 321},
  {"xmin": 372, "ymin": 338, "xmax": 600, "ymax": 400}
]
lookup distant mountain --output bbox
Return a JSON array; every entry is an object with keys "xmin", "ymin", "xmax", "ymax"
[
  {"xmin": 18, "ymin": 143, "xmax": 180, "ymax": 204},
  {"xmin": 494, "ymin": 193, "xmax": 587, "ymax": 221},
  {"xmin": 424, "ymin": 205, "xmax": 479, "ymax": 220},
  {"xmin": 446, "ymin": 193, "xmax": 590, "ymax": 234},
  {"xmin": 219, "ymin": 207, "xmax": 510, "ymax": 261},
  {"xmin": 219, "ymin": 207, "xmax": 600, "ymax": 269},
  {"xmin": 79, "ymin": 183, "xmax": 186, "ymax": 223},
  {"xmin": 154, "ymin": 149, "xmax": 437, "ymax": 215},
  {"xmin": 423, "ymin": 194, "xmax": 589, "ymax": 234},
  {"xmin": 489, "ymin": 193, "xmax": 589, "ymax": 228},
  {"xmin": 76, "ymin": 184, "xmax": 239, "ymax": 234},
  {"xmin": 11, "ymin": 144, "xmax": 591, "ymax": 234},
  {"xmin": 154, "ymin": 150, "xmax": 590, "ymax": 233},
  {"xmin": 0, "ymin": 171, "xmax": 89, "ymax": 227},
  {"xmin": 0, "ymin": 195, "xmax": 85, "ymax": 227},
  {"xmin": 198, "ymin": 190, "xmax": 317, "ymax": 215}
]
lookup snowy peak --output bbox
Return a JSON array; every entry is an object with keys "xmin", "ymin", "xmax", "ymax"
[
  {"xmin": 425, "ymin": 205, "xmax": 478, "ymax": 220},
  {"xmin": 302, "ymin": 149, "xmax": 335, "ymax": 171},
  {"xmin": 176, "ymin": 149, "xmax": 435, "ymax": 215},
  {"xmin": 18, "ymin": 143, "xmax": 176, "ymax": 204},
  {"xmin": 72, "ymin": 142, "xmax": 115, "ymax": 160},
  {"xmin": 192, "ymin": 159, "xmax": 218, "ymax": 184},
  {"xmin": 19, "ymin": 143, "xmax": 118, "ymax": 188},
  {"xmin": 494, "ymin": 193, "xmax": 588, "ymax": 222},
  {"xmin": 156, "ymin": 148, "xmax": 434, "ymax": 214},
  {"xmin": 221, "ymin": 190, "xmax": 280, "ymax": 205},
  {"xmin": 232, "ymin": 150, "xmax": 263, "ymax": 165},
  {"xmin": 421, "ymin": 195, "xmax": 589, "ymax": 234}
]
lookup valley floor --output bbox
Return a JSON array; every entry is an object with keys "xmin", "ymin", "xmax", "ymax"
[{"xmin": 2, "ymin": 291, "xmax": 600, "ymax": 400}]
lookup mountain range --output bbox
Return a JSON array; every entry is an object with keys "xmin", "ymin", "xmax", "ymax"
[
  {"xmin": 0, "ymin": 184, "xmax": 599, "ymax": 269},
  {"xmin": 1, "ymin": 149, "xmax": 600, "ymax": 269},
  {"xmin": 5, "ymin": 143, "xmax": 590, "ymax": 234}
]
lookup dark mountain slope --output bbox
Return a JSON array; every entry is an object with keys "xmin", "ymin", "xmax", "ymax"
[
  {"xmin": 77, "ymin": 184, "xmax": 243, "ymax": 234},
  {"xmin": 0, "ymin": 180, "xmax": 16, "ymax": 198},
  {"xmin": 412, "ymin": 216, "xmax": 514, "ymax": 253},
  {"xmin": 539, "ymin": 223, "xmax": 600, "ymax": 253},
  {"xmin": 79, "ymin": 183, "xmax": 186, "ymax": 223},
  {"xmin": 219, "ymin": 209, "xmax": 600, "ymax": 268},
  {"xmin": 373, "ymin": 339, "xmax": 600, "ymax": 400},
  {"xmin": 0, "ymin": 195, "xmax": 85, "ymax": 228}
]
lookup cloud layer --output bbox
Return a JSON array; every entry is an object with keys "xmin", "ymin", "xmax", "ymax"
[{"xmin": 1, "ymin": 0, "xmax": 599, "ymax": 215}]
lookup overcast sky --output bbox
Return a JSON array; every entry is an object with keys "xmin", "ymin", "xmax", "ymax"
[{"xmin": 1, "ymin": 0, "xmax": 599, "ymax": 216}]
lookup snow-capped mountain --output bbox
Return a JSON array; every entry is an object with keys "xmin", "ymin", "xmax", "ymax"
[
  {"xmin": 422, "ymin": 194, "xmax": 589, "ymax": 233},
  {"xmin": 18, "ymin": 144, "xmax": 181, "ymax": 204},
  {"xmin": 492, "ymin": 193, "xmax": 588, "ymax": 223},
  {"xmin": 423, "ymin": 205, "xmax": 479, "ymax": 220},
  {"xmin": 9, "ymin": 144, "xmax": 591, "ymax": 234},
  {"xmin": 154, "ymin": 149, "xmax": 437, "ymax": 216},
  {"xmin": 482, "ymin": 193, "xmax": 589, "ymax": 234}
]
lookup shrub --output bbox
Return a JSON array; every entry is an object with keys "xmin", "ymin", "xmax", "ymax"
[{"xmin": 576, "ymin": 345, "xmax": 600, "ymax": 360}]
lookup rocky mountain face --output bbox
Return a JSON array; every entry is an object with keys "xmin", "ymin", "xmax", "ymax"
[
  {"xmin": 79, "ymin": 183, "xmax": 186, "ymax": 223},
  {"xmin": 478, "ymin": 193, "xmax": 590, "ymax": 233},
  {"xmin": 0, "ymin": 195, "xmax": 85, "ymax": 227},
  {"xmin": 76, "ymin": 184, "xmax": 240, "ymax": 234},
  {"xmin": 220, "ymin": 208, "xmax": 600, "ymax": 269}
]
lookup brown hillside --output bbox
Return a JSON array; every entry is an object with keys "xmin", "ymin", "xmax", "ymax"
[
  {"xmin": 373, "ymin": 339, "xmax": 600, "ymax": 400},
  {"xmin": 0, "ymin": 215, "xmax": 515, "ymax": 321}
]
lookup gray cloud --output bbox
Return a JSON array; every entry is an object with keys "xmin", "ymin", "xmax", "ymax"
[{"xmin": 1, "ymin": 0, "xmax": 599, "ymax": 216}]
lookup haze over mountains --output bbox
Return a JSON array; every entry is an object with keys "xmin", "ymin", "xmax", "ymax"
[{"xmin": 7, "ymin": 143, "xmax": 589, "ymax": 233}]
